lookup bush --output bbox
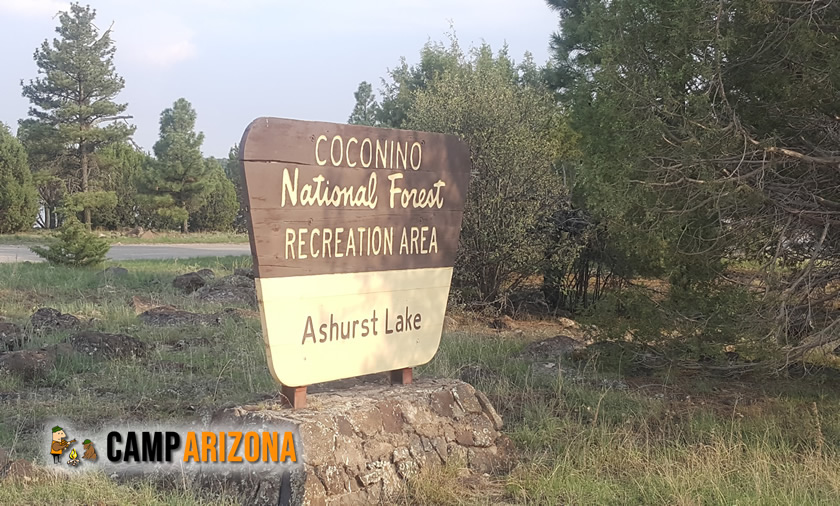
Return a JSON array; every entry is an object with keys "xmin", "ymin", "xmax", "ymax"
[{"xmin": 31, "ymin": 219, "xmax": 110, "ymax": 267}]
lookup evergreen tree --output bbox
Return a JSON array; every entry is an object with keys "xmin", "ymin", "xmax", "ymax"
[
  {"xmin": 0, "ymin": 123, "xmax": 39, "ymax": 233},
  {"xmin": 347, "ymin": 82, "xmax": 380, "ymax": 126},
  {"xmin": 548, "ymin": 0, "xmax": 840, "ymax": 349},
  {"xmin": 190, "ymin": 158, "xmax": 239, "ymax": 231},
  {"xmin": 224, "ymin": 144, "xmax": 247, "ymax": 232},
  {"xmin": 31, "ymin": 217, "xmax": 109, "ymax": 267},
  {"xmin": 140, "ymin": 98, "xmax": 211, "ymax": 233},
  {"xmin": 92, "ymin": 142, "xmax": 149, "ymax": 229},
  {"xmin": 21, "ymin": 2, "xmax": 134, "ymax": 229},
  {"xmin": 405, "ymin": 40, "xmax": 578, "ymax": 303}
]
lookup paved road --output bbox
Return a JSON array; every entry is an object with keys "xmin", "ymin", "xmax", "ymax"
[{"xmin": 0, "ymin": 243, "xmax": 251, "ymax": 263}]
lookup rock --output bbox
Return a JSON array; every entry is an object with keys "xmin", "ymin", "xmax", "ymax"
[
  {"xmin": 173, "ymin": 272, "xmax": 207, "ymax": 293},
  {"xmin": 0, "ymin": 343, "xmax": 70, "ymax": 380},
  {"xmin": 216, "ymin": 274, "xmax": 256, "ymax": 289},
  {"xmin": 0, "ymin": 322, "xmax": 25, "ymax": 352},
  {"xmin": 99, "ymin": 266, "xmax": 128, "ymax": 277},
  {"xmin": 138, "ymin": 306, "xmax": 236, "ymax": 327},
  {"xmin": 30, "ymin": 308, "xmax": 80, "ymax": 333},
  {"xmin": 139, "ymin": 230, "xmax": 156, "ymax": 239},
  {"xmin": 195, "ymin": 285, "xmax": 257, "ymax": 306},
  {"xmin": 234, "ymin": 268, "xmax": 255, "ymax": 279},
  {"xmin": 126, "ymin": 226, "xmax": 144, "ymax": 237},
  {"xmin": 521, "ymin": 335, "xmax": 586, "ymax": 359},
  {"xmin": 207, "ymin": 378, "xmax": 513, "ymax": 505},
  {"xmin": 196, "ymin": 268, "xmax": 215, "ymax": 280},
  {"xmin": 69, "ymin": 331, "xmax": 147, "ymax": 359}
]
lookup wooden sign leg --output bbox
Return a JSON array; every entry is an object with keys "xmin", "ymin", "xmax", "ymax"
[
  {"xmin": 282, "ymin": 385, "xmax": 307, "ymax": 409},
  {"xmin": 390, "ymin": 367, "xmax": 413, "ymax": 385}
]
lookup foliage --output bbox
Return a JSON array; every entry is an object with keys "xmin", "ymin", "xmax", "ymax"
[
  {"xmin": 138, "ymin": 98, "xmax": 211, "ymax": 233},
  {"xmin": 190, "ymin": 158, "xmax": 239, "ymax": 231},
  {"xmin": 404, "ymin": 39, "xmax": 578, "ymax": 304},
  {"xmin": 0, "ymin": 123, "xmax": 39, "ymax": 233},
  {"xmin": 549, "ymin": 0, "xmax": 840, "ymax": 349},
  {"xmin": 91, "ymin": 142, "xmax": 149, "ymax": 229},
  {"xmin": 347, "ymin": 81, "xmax": 380, "ymax": 126},
  {"xmin": 30, "ymin": 218, "xmax": 110, "ymax": 267},
  {"xmin": 16, "ymin": 119, "xmax": 67, "ymax": 229},
  {"xmin": 223, "ymin": 144, "xmax": 248, "ymax": 232},
  {"xmin": 20, "ymin": 2, "xmax": 134, "ymax": 228}
]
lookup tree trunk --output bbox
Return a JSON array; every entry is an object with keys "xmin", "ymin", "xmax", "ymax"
[
  {"xmin": 182, "ymin": 216, "xmax": 189, "ymax": 234},
  {"xmin": 81, "ymin": 146, "xmax": 91, "ymax": 230}
]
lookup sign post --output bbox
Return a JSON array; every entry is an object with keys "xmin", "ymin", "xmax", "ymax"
[{"xmin": 239, "ymin": 118, "xmax": 471, "ymax": 408}]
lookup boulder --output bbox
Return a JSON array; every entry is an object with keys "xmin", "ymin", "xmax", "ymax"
[
  {"xmin": 69, "ymin": 331, "xmax": 147, "ymax": 359},
  {"xmin": 30, "ymin": 308, "xmax": 80, "ymax": 333},
  {"xmin": 173, "ymin": 272, "xmax": 207, "ymax": 293},
  {"xmin": 206, "ymin": 379, "xmax": 514, "ymax": 505}
]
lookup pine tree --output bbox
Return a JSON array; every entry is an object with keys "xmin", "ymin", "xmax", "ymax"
[
  {"xmin": 30, "ymin": 218, "xmax": 110, "ymax": 267},
  {"xmin": 190, "ymin": 158, "xmax": 239, "ymax": 231},
  {"xmin": 21, "ymin": 2, "xmax": 134, "ymax": 229},
  {"xmin": 140, "ymin": 98, "xmax": 211, "ymax": 233},
  {"xmin": 0, "ymin": 123, "xmax": 39, "ymax": 233},
  {"xmin": 348, "ymin": 82, "xmax": 380, "ymax": 126}
]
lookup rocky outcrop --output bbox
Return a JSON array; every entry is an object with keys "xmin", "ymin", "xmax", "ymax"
[{"xmin": 207, "ymin": 379, "xmax": 513, "ymax": 505}]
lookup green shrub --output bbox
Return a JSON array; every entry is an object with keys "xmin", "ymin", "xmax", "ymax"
[{"xmin": 30, "ymin": 219, "xmax": 110, "ymax": 267}]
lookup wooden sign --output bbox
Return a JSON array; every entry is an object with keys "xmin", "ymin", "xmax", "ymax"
[{"xmin": 239, "ymin": 118, "xmax": 471, "ymax": 389}]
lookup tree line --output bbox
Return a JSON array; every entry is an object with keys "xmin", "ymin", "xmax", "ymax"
[
  {"xmin": 348, "ymin": 1, "xmax": 839, "ymax": 362},
  {"xmin": 0, "ymin": 3, "xmax": 241, "ymax": 235}
]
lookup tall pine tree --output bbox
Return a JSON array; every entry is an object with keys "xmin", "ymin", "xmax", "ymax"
[
  {"xmin": 140, "ymin": 98, "xmax": 211, "ymax": 233},
  {"xmin": 21, "ymin": 2, "xmax": 134, "ymax": 229}
]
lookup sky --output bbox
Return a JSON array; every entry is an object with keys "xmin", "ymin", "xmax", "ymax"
[{"xmin": 0, "ymin": 0, "xmax": 560, "ymax": 158}]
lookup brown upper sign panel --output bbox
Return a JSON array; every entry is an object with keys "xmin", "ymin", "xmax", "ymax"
[{"xmin": 239, "ymin": 118, "xmax": 472, "ymax": 278}]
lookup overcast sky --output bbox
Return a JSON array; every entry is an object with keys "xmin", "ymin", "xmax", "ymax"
[{"xmin": 0, "ymin": 0, "xmax": 559, "ymax": 157}]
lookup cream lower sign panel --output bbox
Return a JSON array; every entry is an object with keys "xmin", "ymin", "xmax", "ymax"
[{"xmin": 256, "ymin": 267, "xmax": 453, "ymax": 387}]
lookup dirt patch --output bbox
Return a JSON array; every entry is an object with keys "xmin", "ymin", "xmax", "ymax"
[{"xmin": 520, "ymin": 335, "xmax": 586, "ymax": 359}]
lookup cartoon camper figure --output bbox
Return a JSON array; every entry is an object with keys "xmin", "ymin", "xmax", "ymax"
[
  {"xmin": 50, "ymin": 426, "xmax": 76, "ymax": 464},
  {"xmin": 82, "ymin": 439, "xmax": 97, "ymax": 461}
]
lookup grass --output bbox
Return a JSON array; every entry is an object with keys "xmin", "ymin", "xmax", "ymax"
[
  {"xmin": 0, "ymin": 230, "xmax": 248, "ymax": 246},
  {"xmin": 2, "ymin": 259, "xmax": 840, "ymax": 504}
]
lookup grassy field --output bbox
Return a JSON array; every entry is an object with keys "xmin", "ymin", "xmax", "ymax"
[
  {"xmin": 1, "ymin": 258, "xmax": 840, "ymax": 504},
  {"xmin": 0, "ymin": 230, "xmax": 249, "ymax": 246}
]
